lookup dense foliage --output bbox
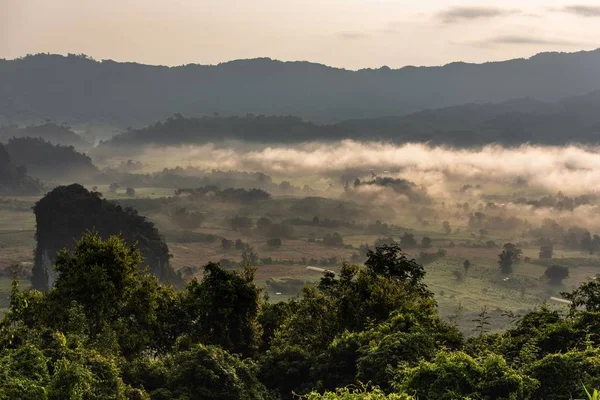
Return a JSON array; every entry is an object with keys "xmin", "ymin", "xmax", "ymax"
[{"xmin": 3, "ymin": 232, "xmax": 600, "ymax": 399}]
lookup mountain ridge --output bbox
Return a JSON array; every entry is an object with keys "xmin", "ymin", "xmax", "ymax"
[
  {"xmin": 2, "ymin": 49, "xmax": 600, "ymax": 125},
  {"xmin": 93, "ymin": 90, "xmax": 600, "ymax": 151}
]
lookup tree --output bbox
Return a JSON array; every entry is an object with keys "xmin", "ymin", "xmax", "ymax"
[
  {"xmin": 323, "ymin": 232, "xmax": 343, "ymax": 247},
  {"xmin": 527, "ymin": 350, "xmax": 600, "ymax": 400},
  {"xmin": 184, "ymin": 263, "xmax": 261, "ymax": 357},
  {"xmin": 421, "ymin": 236, "xmax": 432, "ymax": 248},
  {"xmin": 126, "ymin": 187, "xmax": 136, "ymax": 196},
  {"xmin": 472, "ymin": 306, "xmax": 490, "ymax": 336},
  {"xmin": 539, "ymin": 243, "xmax": 553, "ymax": 259},
  {"xmin": 128, "ymin": 343, "xmax": 269, "ymax": 400},
  {"xmin": 544, "ymin": 265, "xmax": 569, "ymax": 285},
  {"xmin": 562, "ymin": 280, "xmax": 600, "ymax": 311},
  {"xmin": 221, "ymin": 238, "xmax": 233, "ymax": 250},
  {"xmin": 397, "ymin": 352, "xmax": 524, "ymax": 400},
  {"xmin": 594, "ymin": 235, "xmax": 600, "ymax": 254},
  {"xmin": 109, "ymin": 182, "xmax": 119, "ymax": 193},
  {"xmin": 463, "ymin": 259, "xmax": 471, "ymax": 273},
  {"xmin": 272, "ymin": 245, "xmax": 436, "ymax": 357},
  {"xmin": 498, "ymin": 243, "xmax": 521, "ymax": 275},
  {"xmin": 485, "ymin": 240, "xmax": 496, "ymax": 248},
  {"xmin": 235, "ymin": 239, "xmax": 246, "ymax": 251},
  {"xmin": 230, "ymin": 215, "xmax": 253, "ymax": 232},
  {"xmin": 51, "ymin": 232, "xmax": 142, "ymax": 334},
  {"xmin": 582, "ymin": 232, "xmax": 594, "ymax": 254},
  {"xmin": 400, "ymin": 233, "xmax": 417, "ymax": 248},
  {"xmin": 267, "ymin": 238, "xmax": 282, "ymax": 248},
  {"xmin": 364, "ymin": 244, "xmax": 430, "ymax": 295},
  {"xmin": 256, "ymin": 217, "xmax": 273, "ymax": 232},
  {"xmin": 171, "ymin": 207, "xmax": 205, "ymax": 230},
  {"xmin": 442, "ymin": 221, "xmax": 451, "ymax": 234},
  {"xmin": 304, "ymin": 386, "xmax": 414, "ymax": 399}
]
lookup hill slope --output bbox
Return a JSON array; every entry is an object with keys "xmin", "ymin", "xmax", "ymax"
[
  {"xmin": 1, "ymin": 50, "xmax": 600, "ymax": 125},
  {"xmin": 4, "ymin": 137, "xmax": 99, "ymax": 182},
  {"xmin": 97, "ymin": 91, "xmax": 600, "ymax": 149}
]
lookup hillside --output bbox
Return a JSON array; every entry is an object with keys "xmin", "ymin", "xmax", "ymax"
[
  {"xmin": 0, "ymin": 122, "xmax": 90, "ymax": 149},
  {"xmin": 1, "ymin": 50, "xmax": 600, "ymax": 126},
  {"xmin": 4, "ymin": 137, "xmax": 99, "ymax": 183},
  {"xmin": 97, "ymin": 91, "xmax": 600, "ymax": 149},
  {"xmin": 0, "ymin": 143, "xmax": 43, "ymax": 195}
]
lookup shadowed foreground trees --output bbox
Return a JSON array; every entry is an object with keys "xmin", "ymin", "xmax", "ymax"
[{"xmin": 2, "ymin": 235, "xmax": 600, "ymax": 399}]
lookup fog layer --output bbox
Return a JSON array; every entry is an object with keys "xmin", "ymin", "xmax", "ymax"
[{"xmin": 137, "ymin": 141, "xmax": 600, "ymax": 196}]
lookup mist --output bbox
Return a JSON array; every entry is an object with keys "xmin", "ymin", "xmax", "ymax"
[{"xmin": 129, "ymin": 141, "xmax": 600, "ymax": 197}]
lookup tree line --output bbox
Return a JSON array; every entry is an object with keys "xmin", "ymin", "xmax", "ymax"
[{"xmin": 2, "ymin": 233, "xmax": 600, "ymax": 398}]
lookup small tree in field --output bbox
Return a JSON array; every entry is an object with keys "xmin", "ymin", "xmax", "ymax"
[
  {"xmin": 442, "ymin": 221, "xmax": 451, "ymax": 234},
  {"xmin": 267, "ymin": 238, "xmax": 282, "ymax": 248},
  {"xmin": 498, "ymin": 243, "xmax": 521, "ymax": 275},
  {"xmin": 544, "ymin": 265, "xmax": 569, "ymax": 285},
  {"xmin": 421, "ymin": 236, "xmax": 432, "ymax": 248},
  {"xmin": 539, "ymin": 244, "xmax": 553, "ymax": 259},
  {"xmin": 463, "ymin": 259, "xmax": 471, "ymax": 273}
]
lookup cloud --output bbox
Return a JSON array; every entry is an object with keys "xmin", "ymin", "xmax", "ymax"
[
  {"xmin": 337, "ymin": 32, "xmax": 370, "ymax": 40},
  {"xmin": 138, "ymin": 141, "xmax": 600, "ymax": 197},
  {"xmin": 471, "ymin": 35, "xmax": 579, "ymax": 47},
  {"xmin": 561, "ymin": 5, "xmax": 600, "ymax": 17},
  {"xmin": 437, "ymin": 6, "xmax": 519, "ymax": 23}
]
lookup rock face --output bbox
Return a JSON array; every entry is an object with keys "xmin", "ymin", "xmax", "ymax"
[{"xmin": 31, "ymin": 184, "xmax": 181, "ymax": 290}]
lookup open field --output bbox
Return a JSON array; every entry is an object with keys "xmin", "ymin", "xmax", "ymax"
[{"xmin": 1, "ymin": 184, "xmax": 599, "ymax": 335}]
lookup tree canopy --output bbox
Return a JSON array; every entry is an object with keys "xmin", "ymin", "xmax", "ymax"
[{"xmin": 2, "ymin": 232, "xmax": 600, "ymax": 399}]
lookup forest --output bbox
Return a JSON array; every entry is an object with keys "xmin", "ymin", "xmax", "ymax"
[
  {"xmin": 3, "ymin": 117, "xmax": 600, "ymax": 399},
  {"xmin": 96, "ymin": 91, "xmax": 600, "ymax": 152},
  {"xmin": 2, "ymin": 231, "xmax": 600, "ymax": 399}
]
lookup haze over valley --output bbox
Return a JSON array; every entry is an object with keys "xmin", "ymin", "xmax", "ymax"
[{"xmin": 3, "ymin": 1, "xmax": 600, "ymax": 398}]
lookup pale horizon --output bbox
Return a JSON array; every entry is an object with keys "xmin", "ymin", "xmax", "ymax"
[{"xmin": 2, "ymin": 0, "xmax": 600, "ymax": 70}]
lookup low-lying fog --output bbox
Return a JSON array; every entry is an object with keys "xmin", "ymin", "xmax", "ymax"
[
  {"xmin": 128, "ymin": 141, "xmax": 600, "ymax": 196},
  {"xmin": 92, "ymin": 140, "xmax": 600, "ymax": 232}
]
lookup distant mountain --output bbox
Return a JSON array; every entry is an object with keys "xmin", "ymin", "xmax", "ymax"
[
  {"xmin": 1, "ymin": 50, "xmax": 600, "ymax": 125},
  {"xmin": 96, "ymin": 91, "xmax": 600, "ymax": 150}
]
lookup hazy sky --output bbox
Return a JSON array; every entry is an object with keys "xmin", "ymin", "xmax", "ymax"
[{"xmin": 1, "ymin": 0, "xmax": 599, "ymax": 69}]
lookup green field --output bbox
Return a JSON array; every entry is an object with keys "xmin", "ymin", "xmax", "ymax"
[{"xmin": 0, "ymin": 185, "xmax": 596, "ymax": 335}]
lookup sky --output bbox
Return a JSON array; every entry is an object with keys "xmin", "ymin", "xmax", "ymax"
[{"xmin": 1, "ymin": 0, "xmax": 599, "ymax": 70}]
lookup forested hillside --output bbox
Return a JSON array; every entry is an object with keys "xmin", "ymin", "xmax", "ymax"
[
  {"xmin": 5, "ymin": 137, "xmax": 98, "ymax": 182},
  {"xmin": 0, "ymin": 122, "xmax": 89, "ymax": 148},
  {"xmin": 98, "ymin": 91, "xmax": 600, "ymax": 150},
  {"xmin": 2, "ymin": 50, "xmax": 600, "ymax": 126},
  {"xmin": 2, "ymin": 234, "xmax": 600, "ymax": 399},
  {"xmin": 0, "ymin": 143, "xmax": 43, "ymax": 195}
]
